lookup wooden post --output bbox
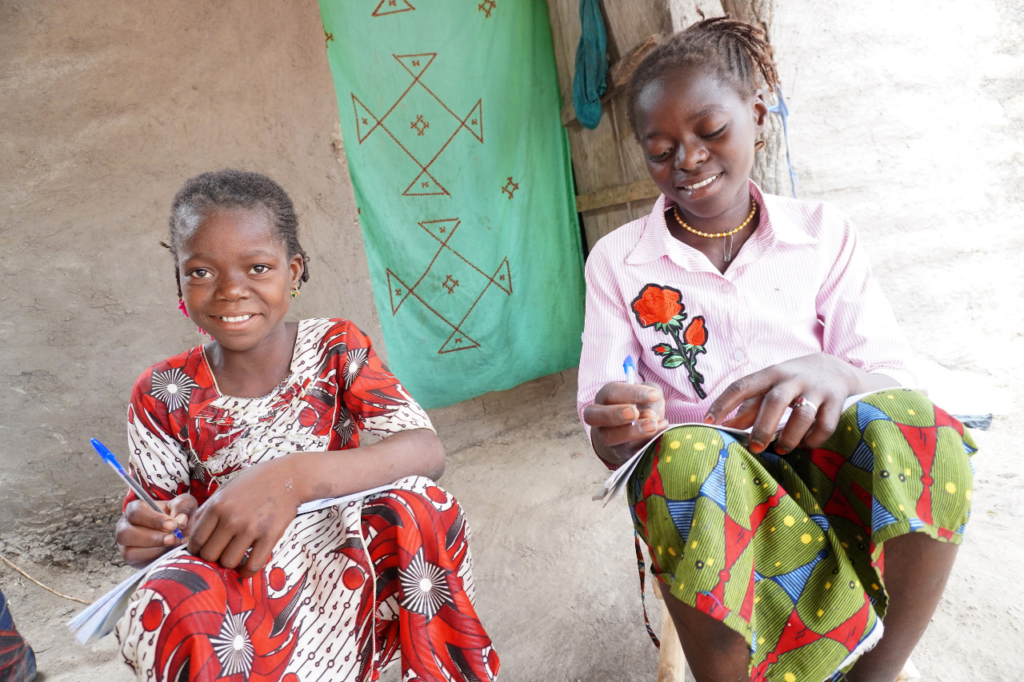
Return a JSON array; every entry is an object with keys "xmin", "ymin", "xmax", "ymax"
[
  {"xmin": 718, "ymin": 0, "xmax": 791, "ymax": 196},
  {"xmin": 657, "ymin": 604, "xmax": 688, "ymax": 681},
  {"xmin": 653, "ymin": 575, "xmax": 688, "ymax": 681},
  {"xmin": 546, "ymin": 0, "xmax": 791, "ymax": 251},
  {"xmin": 544, "ymin": 0, "xmax": 672, "ymax": 249}
]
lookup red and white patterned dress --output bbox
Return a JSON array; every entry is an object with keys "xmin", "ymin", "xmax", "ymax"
[{"xmin": 115, "ymin": 318, "xmax": 499, "ymax": 682}]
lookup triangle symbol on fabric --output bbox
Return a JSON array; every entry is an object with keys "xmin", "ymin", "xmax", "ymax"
[
  {"xmin": 759, "ymin": 449, "xmax": 782, "ymax": 470},
  {"xmin": 352, "ymin": 96, "xmax": 382, "ymax": 144},
  {"xmin": 723, "ymin": 515, "xmax": 754, "ymax": 569},
  {"xmin": 372, "ymin": 0, "xmax": 415, "ymax": 17},
  {"xmin": 856, "ymin": 401, "xmax": 890, "ymax": 431},
  {"xmin": 666, "ymin": 498, "xmax": 697, "ymax": 543},
  {"xmin": 871, "ymin": 498, "xmax": 899, "ymax": 533},
  {"xmin": 491, "ymin": 257, "xmax": 512, "ymax": 294},
  {"xmin": 809, "ymin": 514, "xmax": 831, "ymax": 533},
  {"xmin": 403, "ymin": 169, "xmax": 448, "ymax": 196},
  {"xmin": 769, "ymin": 609, "xmax": 823, "ymax": 661},
  {"xmin": 418, "ymin": 219, "xmax": 460, "ymax": 242},
  {"xmin": 698, "ymin": 451, "xmax": 727, "ymax": 511},
  {"xmin": 848, "ymin": 439, "xmax": 875, "ymax": 472},
  {"xmin": 386, "ymin": 270, "xmax": 413, "ymax": 314},
  {"xmin": 769, "ymin": 549, "xmax": 827, "ymax": 604},
  {"xmin": 824, "ymin": 599, "xmax": 874, "ymax": 651},
  {"xmin": 462, "ymin": 100, "xmax": 484, "ymax": 142},
  {"xmin": 738, "ymin": 565, "xmax": 758, "ymax": 622},
  {"xmin": 394, "ymin": 53, "xmax": 436, "ymax": 81},
  {"xmin": 439, "ymin": 329, "xmax": 480, "ymax": 354}
]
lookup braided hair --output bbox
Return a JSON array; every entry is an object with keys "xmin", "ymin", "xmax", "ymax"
[
  {"xmin": 164, "ymin": 169, "xmax": 310, "ymax": 298},
  {"xmin": 626, "ymin": 15, "xmax": 780, "ymax": 138}
]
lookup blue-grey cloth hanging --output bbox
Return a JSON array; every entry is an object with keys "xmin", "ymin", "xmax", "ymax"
[
  {"xmin": 767, "ymin": 86, "xmax": 799, "ymax": 198},
  {"xmin": 572, "ymin": 0, "xmax": 608, "ymax": 130}
]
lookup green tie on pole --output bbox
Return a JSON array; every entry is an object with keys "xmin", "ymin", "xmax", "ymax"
[{"xmin": 319, "ymin": 0, "xmax": 586, "ymax": 409}]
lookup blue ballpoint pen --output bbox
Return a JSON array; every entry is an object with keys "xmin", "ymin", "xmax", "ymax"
[
  {"xmin": 622, "ymin": 355, "xmax": 637, "ymax": 385},
  {"xmin": 90, "ymin": 438, "xmax": 184, "ymax": 540},
  {"xmin": 623, "ymin": 355, "xmax": 638, "ymax": 426}
]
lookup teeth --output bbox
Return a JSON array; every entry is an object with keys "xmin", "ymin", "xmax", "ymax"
[
  {"xmin": 683, "ymin": 174, "xmax": 718, "ymax": 191},
  {"xmin": 220, "ymin": 315, "xmax": 253, "ymax": 323}
]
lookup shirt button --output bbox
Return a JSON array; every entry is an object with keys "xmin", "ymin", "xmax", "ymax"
[
  {"xmin": 733, "ymin": 349, "xmax": 746, "ymax": 361},
  {"xmin": 720, "ymin": 282, "xmax": 731, "ymax": 293}
]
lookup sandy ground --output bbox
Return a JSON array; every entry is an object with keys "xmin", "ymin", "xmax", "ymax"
[{"xmin": 3, "ymin": 0, "xmax": 1023, "ymax": 680}]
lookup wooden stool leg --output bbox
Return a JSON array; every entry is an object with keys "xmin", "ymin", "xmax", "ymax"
[
  {"xmin": 654, "ymin": 581, "xmax": 688, "ymax": 682},
  {"xmin": 896, "ymin": 657, "xmax": 921, "ymax": 681},
  {"xmin": 657, "ymin": 602, "xmax": 688, "ymax": 681}
]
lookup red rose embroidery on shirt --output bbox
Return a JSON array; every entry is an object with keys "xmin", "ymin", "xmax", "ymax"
[
  {"xmin": 632, "ymin": 284, "xmax": 708, "ymax": 399},
  {"xmin": 632, "ymin": 285, "xmax": 685, "ymax": 329},
  {"xmin": 684, "ymin": 317, "xmax": 707, "ymax": 347}
]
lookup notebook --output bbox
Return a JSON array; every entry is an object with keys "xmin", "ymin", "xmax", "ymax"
[
  {"xmin": 592, "ymin": 389, "xmax": 901, "ymax": 506},
  {"xmin": 66, "ymin": 484, "xmax": 395, "ymax": 645}
]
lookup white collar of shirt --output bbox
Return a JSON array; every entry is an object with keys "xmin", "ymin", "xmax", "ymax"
[{"xmin": 625, "ymin": 180, "xmax": 817, "ymax": 273}]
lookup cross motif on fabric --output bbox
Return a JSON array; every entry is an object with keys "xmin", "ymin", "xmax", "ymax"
[
  {"xmin": 478, "ymin": 0, "xmax": 496, "ymax": 18},
  {"xmin": 324, "ymin": 31, "xmax": 334, "ymax": 47},
  {"xmin": 411, "ymin": 115, "xmax": 429, "ymax": 136},
  {"xmin": 501, "ymin": 176, "xmax": 519, "ymax": 199},
  {"xmin": 387, "ymin": 218, "xmax": 512, "ymax": 354},
  {"xmin": 351, "ymin": 54, "xmax": 484, "ymax": 197},
  {"xmin": 372, "ymin": 0, "xmax": 415, "ymax": 17}
]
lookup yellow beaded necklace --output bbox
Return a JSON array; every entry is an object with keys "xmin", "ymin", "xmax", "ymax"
[
  {"xmin": 672, "ymin": 198, "xmax": 757, "ymax": 262},
  {"xmin": 672, "ymin": 198, "xmax": 757, "ymax": 238}
]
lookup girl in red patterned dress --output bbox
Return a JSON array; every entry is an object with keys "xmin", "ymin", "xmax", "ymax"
[{"xmin": 113, "ymin": 169, "xmax": 499, "ymax": 682}]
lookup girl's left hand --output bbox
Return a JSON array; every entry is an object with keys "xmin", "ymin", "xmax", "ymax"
[
  {"xmin": 703, "ymin": 353, "xmax": 896, "ymax": 455},
  {"xmin": 187, "ymin": 458, "xmax": 300, "ymax": 579}
]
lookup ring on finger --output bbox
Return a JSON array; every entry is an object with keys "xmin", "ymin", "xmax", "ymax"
[{"xmin": 791, "ymin": 396, "xmax": 818, "ymax": 413}]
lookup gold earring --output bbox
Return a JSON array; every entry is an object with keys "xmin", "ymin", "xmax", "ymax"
[
  {"xmin": 754, "ymin": 139, "xmax": 766, "ymax": 151},
  {"xmin": 291, "ymin": 285, "xmax": 300, "ymax": 298}
]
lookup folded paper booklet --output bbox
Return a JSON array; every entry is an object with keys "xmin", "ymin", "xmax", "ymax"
[
  {"xmin": 66, "ymin": 484, "xmax": 395, "ymax": 645},
  {"xmin": 592, "ymin": 389, "xmax": 900, "ymax": 507}
]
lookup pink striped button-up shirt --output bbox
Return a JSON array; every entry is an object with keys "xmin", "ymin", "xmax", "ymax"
[{"xmin": 577, "ymin": 181, "xmax": 915, "ymax": 435}]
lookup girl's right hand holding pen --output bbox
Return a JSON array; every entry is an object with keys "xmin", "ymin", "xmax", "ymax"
[
  {"xmin": 584, "ymin": 382, "xmax": 668, "ymax": 467},
  {"xmin": 116, "ymin": 494, "xmax": 197, "ymax": 568}
]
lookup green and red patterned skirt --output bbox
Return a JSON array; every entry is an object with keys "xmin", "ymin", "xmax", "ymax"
[{"xmin": 628, "ymin": 389, "xmax": 976, "ymax": 682}]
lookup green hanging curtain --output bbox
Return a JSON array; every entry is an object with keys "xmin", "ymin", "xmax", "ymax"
[{"xmin": 319, "ymin": 0, "xmax": 585, "ymax": 409}]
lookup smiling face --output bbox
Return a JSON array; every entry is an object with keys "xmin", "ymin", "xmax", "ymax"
[
  {"xmin": 178, "ymin": 206, "xmax": 304, "ymax": 352},
  {"xmin": 635, "ymin": 64, "xmax": 767, "ymax": 223}
]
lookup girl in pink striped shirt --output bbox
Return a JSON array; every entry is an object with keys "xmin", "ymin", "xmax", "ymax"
[{"xmin": 578, "ymin": 17, "xmax": 976, "ymax": 682}]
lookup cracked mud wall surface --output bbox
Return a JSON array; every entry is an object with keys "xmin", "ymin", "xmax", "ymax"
[{"xmin": 0, "ymin": 0, "xmax": 383, "ymax": 526}]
